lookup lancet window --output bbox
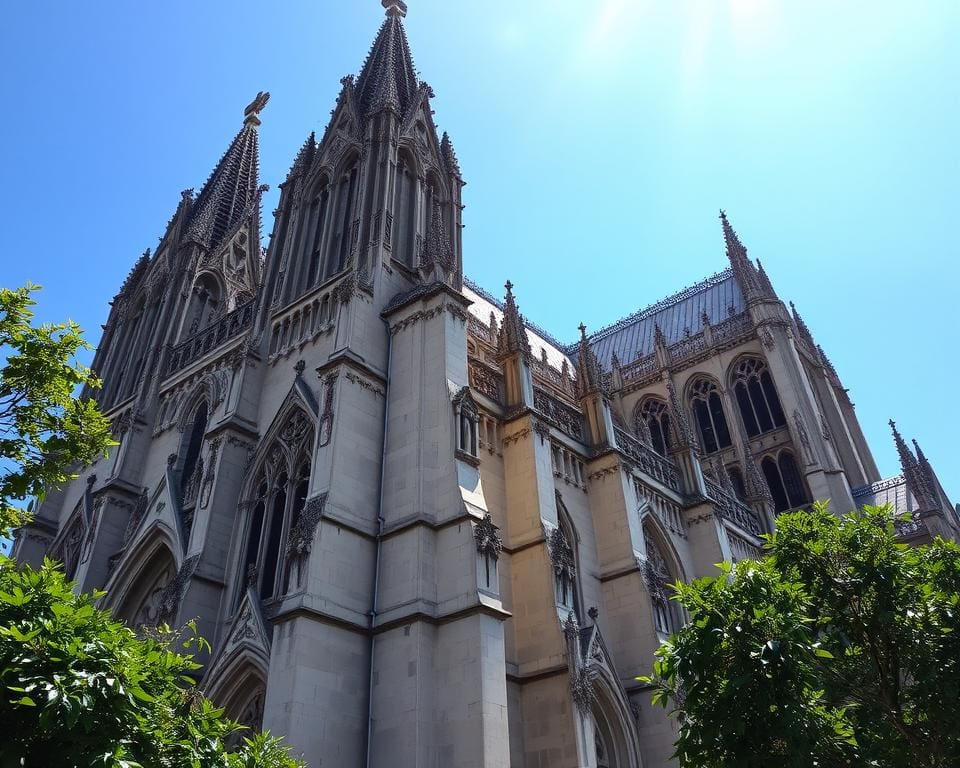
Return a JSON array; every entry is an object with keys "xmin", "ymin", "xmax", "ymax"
[
  {"xmin": 178, "ymin": 400, "xmax": 208, "ymax": 516},
  {"xmin": 392, "ymin": 151, "xmax": 419, "ymax": 267},
  {"xmin": 688, "ymin": 377, "xmax": 732, "ymax": 454},
  {"xmin": 550, "ymin": 499, "xmax": 581, "ymax": 618},
  {"xmin": 642, "ymin": 526, "xmax": 679, "ymax": 638},
  {"xmin": 240, "ymin": 409, "xmax": 313, "ymax": 602},
  {"xmin": 301, "ymin": 176, "xmax": 332, "ymax": 291},
  {"xmin": 761, "ymin": 451, "xmax": 808, "ymax": 513},
  {"xmin": 454, "ymin": 389, "xmax": 479, "ymax": 460},
  {"xmin": 732, "ymin": 357, "xmax": 786, "ymax": 437},
  {"xmin": 329, "ymin": 157, "xmax": 360, "ymax": 278},
  {"xmin": 637, "ymin": 398, "xmax": 672, "ymax": 456}
]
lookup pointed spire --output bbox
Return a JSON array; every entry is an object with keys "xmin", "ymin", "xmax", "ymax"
[
  {"xmin": 186, "ymin": 94, "xmax": 267, "ymax": 251},
  {"xmin": 890, "ymin": 420, "xmax": 935, "ymax": 511},
  {"xmin": 497, "ymin": 280, "xmax": 531, "ymax": 361},
  {"xmin": 789, "ymin": 301, "xmax": 817, "ymax": 351},
  {"xmin": 420, "ymin": 202, "xmax": 454, "ymax": 273},
  {"xmin": 576, "ymin": 324, "xmax": 605, "ymax": 397},
  {"xmin": 440, "ymin": 131, "xmax": 462, "ymax": 177},
  {"xmin": 666, "ymin": 378, "xmax": 697, "ymax": 452},
  {"xmin": 719, "ymin": 210, "xmax": 765, "ymax": 301},
  {"xmin": 285, "ymin": 131, "xmax": 316, "ymax": 183},
  {"xmin": 120, "ymin": 249, "xmax": 152, "ymax": 296},
  {"xmin": 756, "ymin": 259, "xmax": 776, "ymax": 297},
  {"xmin": 355, "ymin": 4, "xmax": 418, "ymax": 118}
]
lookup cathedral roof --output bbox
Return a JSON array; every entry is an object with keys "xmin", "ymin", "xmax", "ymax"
[
  {"xmin": 354, "ymin": 5, "xmax": 419, "ymax": 119},
  {"xmin": 585, "ymin": 270, "xmax": 746, "ymax": 370},
  {"xmin": 185, "ymin": 96, "xmax": 265, "ymax": 251}
]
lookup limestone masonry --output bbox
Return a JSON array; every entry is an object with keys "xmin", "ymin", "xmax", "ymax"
[{"xmin": 15, "ymin": 2, "xmax": 957, "ymax": 766}]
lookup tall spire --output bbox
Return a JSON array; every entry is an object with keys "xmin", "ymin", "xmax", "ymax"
[
  {"xmin": 355, "ymin": 2, "xmax": 418, "ymax": 118},
  {"xmin": 789, "ymin": 301, "xmax": 817, "ymax": 351},
  {"xmin": 890, "ymin": 420, "xmax": 935, "ymax": 511},
  {"xmin": 912, "ymin": 438, "xmax": 944, "ymax": 512},
  {"xmin": 719, "ymin": 210, "xmax": 767, "ymax": 301},
  {"xmin": 186, "ymin": 93, "xmax": 268, "ymax": 251},
  {"xmin": 497, "ymin": 281, "xmax": 531, "ymax": 360}
]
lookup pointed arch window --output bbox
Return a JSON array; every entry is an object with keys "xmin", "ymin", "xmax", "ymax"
[
  {"xmin": 393, "ymin": 152, "xmax": 418, "ymax": 268},
  {"xmin": 688, "ymin": 378, "xmax": 731, "ymax": 454},
  {"xmin": 329, "ymin": 157, "xmax": 360, "ymax": 279},
  {"xmin": 761, "ymin": 451, "xmax": 808, "ymax": 513},
  {"xmin": 303, "ymin": 176, "xmax": 332, "ymax": 291},
  {"xmin": 637, "ymin": 398, "xmax": 671, "ymax": 456},
  {"xmin": 550, "ymin": 496, "xmax": 581, "ymax": 618},
  {"xmin": 240, "ymin": 409, "xmax": 313, "ymax": 602},
  {"xmin": 642, "ymin": 526, "xmax": 680, "ymax": 638},
  {"xmin": 732, "ymin": 357, "xmax": 786, "ymax": 437}
]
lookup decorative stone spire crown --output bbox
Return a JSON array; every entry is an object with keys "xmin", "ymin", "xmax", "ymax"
[
  {"xmin": 890, "ymin": 420, "xmax": 936, "ymax": 511},
  {"xmin": 419, "ymin": 202, "xmax": 456, "ymax": 284},
  {"xmin": 185, "ymin": 94, "xmax": 267, "ymax": 250},
  {"xmin": 719, "ymin": 210, "xmax": 772, "ymax": 302},
  {"xmin": 497, "ymin": 281, "xmax": 532, "ymax": 360},
  {"xmin": 440, "ymin": 131, "xmax": 462, "ymax": 177},
  {"xmin": 789, "ymin": 301, "xmax": 817, "ymax": 351},
  {"xmin": 576, "ymin": 324, "xmax": 605, "ymax": 398},
  {"xmin": 666, "ymin": 378, "xmax": 697, "ymax": 452},
  {"xmin": 355, "ymin": 3, "xmax": 418, "ymax": 118}
]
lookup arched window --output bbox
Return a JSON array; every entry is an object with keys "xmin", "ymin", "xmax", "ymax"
[
  {"xmin": 688, "ymin": 378, "xmax": 732, "ymax": 454},
  {"xmin": 637, "ymin": 398, "xmax": 671, "ymax": 456},
  {"xmin": 179, "ymin": 400, "xmax": 208, "ymax": 516},
  {"xmin": 184, "ymin": 274, "xmax": 222, "ymax": 338},
  {"xmin": 241, "ymin": 409, "xmax": 313, "ymax": 602},
  {"xmin": 761, "ymin": 451, "xmax": 808, "ymax": 513},
  {"xmin": 549, "ymin": 496, "xmax": 581, "ymax": 619},
  {"xmin": 302, "ymin": 176, "xmax": 331, "ymax": 291},
  {"xmin": 732, "ymin": 357, "xmax": 786, "ymax": 437},
  {"xmin": 328, "ymin": 157, "xmax": 360, "ymax": 279},
  {"xmin": 642, "ymin": 525, "xmax": 679, "ymax": 638},
  {"xmin": 393, "ymin": 152, "xmax": 418, "ymax": 267}
]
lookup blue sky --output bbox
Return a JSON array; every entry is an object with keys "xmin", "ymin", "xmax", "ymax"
[{"xmin": 1, "ymin": 0, "xmax": 957, "ymax": 504}]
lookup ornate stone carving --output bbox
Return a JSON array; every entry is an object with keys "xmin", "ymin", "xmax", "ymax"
[
  {"xmin": 546, "ymin": 526, "xmax": 577, "ymax": 583},
  {"xmin": 155, "ymin": 554, "xmax": 200, "ymax": 627},
  {"xmin": 123, "ymin": 490, "xmax": 150, "ymax": 545},
  {"xmin": 793, "ymin": 408, "xmax": 814, "ymax": 464},
  {"xmin": 285, "ymin": 493, "xmax": 327, "ymax": 559},
  {"xmin": 345, "ymin": 370, "xmax": 385, "ymax": 397},
  {"xmin": 473, "ymin": 513, "xmax": 502, "ymax": 560},
  {"xmin": 570, "ymin": 666, "xmax": 595, "ymax": 714},
  {"xmin": 318, "ymin": 372, "xmax": 337, "ymax": 447}
]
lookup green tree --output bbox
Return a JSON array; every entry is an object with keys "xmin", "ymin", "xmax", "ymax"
[
  {"xmin": 643, "ymin": 503, "xmax": 960, "ymax": 768},
  {"xmin": 0, "ymin": 283, "xmax": 113, "ymax": 532},
  {"xmin": 0, "ymin": 285, "xmax": 302, "ymax": 767}
]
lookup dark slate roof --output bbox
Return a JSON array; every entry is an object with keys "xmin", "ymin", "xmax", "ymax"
[
  {"xmin": 186, "ymin": 122, "xmax": 261, "ymax": 251},
  {"xmin": 587, "ymin": 270, "xmax": 745, "ymax": 369},
  {"xmin": 354, "ymin": 13, "xmax": 418, "ymax": 118}
]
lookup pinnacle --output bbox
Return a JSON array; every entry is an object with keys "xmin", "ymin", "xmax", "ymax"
[{"xmin": 355, "ymin": 7, "xmax": 418, "ymax": 118}]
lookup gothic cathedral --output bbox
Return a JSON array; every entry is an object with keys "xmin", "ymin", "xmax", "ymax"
[{"xmin": 14, "ymin": 2, "xmax": 957, "ymax": 766}]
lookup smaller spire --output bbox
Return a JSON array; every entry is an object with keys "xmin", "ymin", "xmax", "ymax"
[
  {"xmin": 286, "ymin": 131, "xmax": 316, "ymax": 182},
  {"xmin": 756, "ymin": 259, "xmax": 776, "ymax": 297},
  {"xmin": 719, "ymin": 210, "xmax": 763, "ymax": 300},
  {"xmin": 666, "ymin": 379, "xmax": 697, "ymax": 452},
  {"xmin": 890, "ymin": 420, "xmax": 935, "ymax": 511},
  {"xmin": 120, "ymin": 248, "xmax": 152, "ymax": 296},
  {"xmin": 440, "ymin": 131, "xmax": 462, "ymax": 177},
  {"xmin": 575, "ymin": 324, "xmax": 605, "ymax": 398},
  {"xmin": 912, "ymin": 438, "xmax": 943, "ymax": 512},
  {"xmin": 420, "ymin": 202, "xmax": 455, "ymax": 274},
  {"xmin": 497, "ymin": 280, "xmax": 532, "ymax": 361},
  {"xmin": 789, "ymin": 301, "xmax": 817, "ymax": 351}
]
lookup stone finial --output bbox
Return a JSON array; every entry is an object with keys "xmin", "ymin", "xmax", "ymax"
[
  {"xmin": 719, "ymin": 209, "xmax": 764, "ymax": 300},
  {"xmin": 789, "ymin": 301, "xmax": 816, "ymax": 350},
  {"xmin": 243, "ymin": 91, "xmax": 270, "ymax": 127},
  {"xmin": 382, "ymin": 0, "xmax": 408, "ymax": 17},
  {"xmin": 890, "ymin": 421, "xmax": 936, "ymax": 511},
  {"xmin": 575, "ymin": 323, "xmax": 605, "ymax": 398},
  {"xmin": 498, "ymin": 280, "xmax": 531, "ymax": 361}
]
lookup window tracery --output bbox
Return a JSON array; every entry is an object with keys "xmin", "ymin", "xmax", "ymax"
[
  {"xmin": 636, "ymin": 398, "xmax": 671, "ymax": 456},
  {"xmin": 240, "ymin": 409, "xmax": 313, "ymax": 603},
  {"xmin": 761, "ymin": 451, "xmax": 808, "ymax": 512},
  {"xmin": 549, "ymin": 497, "xmax": 581, "ymax": 617},
  {"xmin": 732, "ymin": 357, "xmax": 786, "ymax": 437},
  {"xmin": 687, "ymin": 378, "xmax": 731, "ymax": 454},
  {"xmin": 641, "ymin": 526, "xmax": 678, "ymax": 638}
]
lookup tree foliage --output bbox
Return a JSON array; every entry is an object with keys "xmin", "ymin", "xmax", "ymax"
[
  {"xmin": 643, "ymin": 503, "xmax": 960, "ymax": 768},
  {"xmin": 0, "ymin": 284, "xmax": 113, "ymax": 532},
  {"xmin": 0, "ymin": 557, "xmax": 303, "ymax": 768},
  {"xmin": 0, "ymin": 285, "xmax": 302, "ymax": 767}
]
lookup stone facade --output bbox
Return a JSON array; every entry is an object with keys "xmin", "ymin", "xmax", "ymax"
[{"xmin": 14, "ymin": 3, "xmax": 958, "ymax": 767}]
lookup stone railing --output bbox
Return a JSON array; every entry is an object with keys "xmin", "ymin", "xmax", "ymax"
[
  {"xmin": 531, "ymin": 357, "xmax": 576, "ymax": 395},
  {"xmin": 534, "ymin": 387, "xmax": 584, "ymax": 441},
  {"xmin": 268, "ymin": 285, "xmax": 340, "ymax": 361},
  {"xmin": 617, "ymin": 312, "xmax": 755, "ymax": 387},
  {"xmin": 168, "ymin": 299, "xmax": 255, "ymax": 375},
  {"xmin": 469, "ymin": 360, "xmax": 503, "ymax": 404},
  {"xmin": 705, "ymin": 477, "xmax": 763, "ymax": 536},
  {"xmin": 614, "ymin": 427, "xmax": 682, "ymax": 493}
]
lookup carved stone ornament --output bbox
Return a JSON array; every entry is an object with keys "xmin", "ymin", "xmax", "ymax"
[
  {"xmin": 123, "ymin": 490, "xmax": 150, "ymax": 545},
  {"xmin": 155, "ymin": 554, "xmax": 200, "ymax": 627},
  {"xmin": 759, "ymin": 326, "xmax": 775, "ymax": 350},
  {"xmin": 318, "ymin": 372, "xmax": 337, "ymax": 447},
  {"xmin": 570, "ymin": 666, "xmax": 596, "ymax": 714},
  {"xmin": 546, "ymin": 526, "xmax": 577, "ymax": 583},
  {"xmin": 533, "ymin": 419, "xmax": 551, "ymax": 444},
  {"xmin": 285, "ymin": 493, "xmax": 327, "ymax": 559},
  {"xmin": 473, "ymin": 513, "xmax": 503, "ymax": 560},
  {"xmin": 793, "ymin": 408, "xmax": 814, "ymax": 464}
]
